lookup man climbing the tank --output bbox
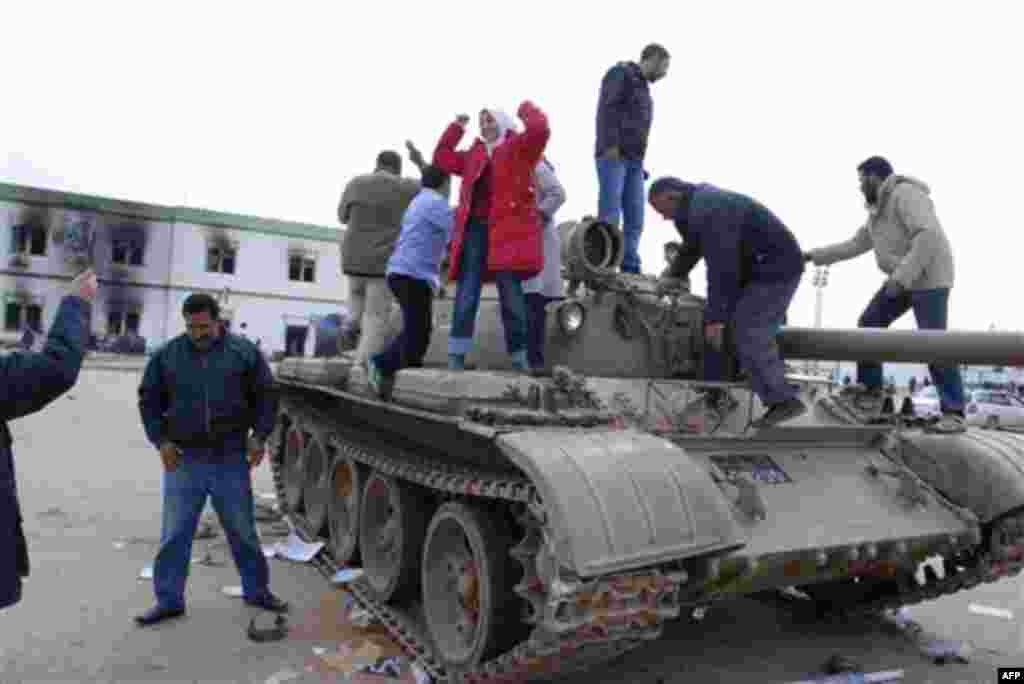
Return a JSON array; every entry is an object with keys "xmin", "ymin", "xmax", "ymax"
[
  {"xmin": 337, "ymin": 150, "xmax": 422, "ymax": 365},
  {"xmin": 595, "ymin": 43, "xmax": 670, "ymax": 275},
  {"xmin": 432, "ymin": 102, "xmax": 551, "ymax": 372},
  {"xmin": 804, "ymin": 156, "xmax": 966, "ymax": 433},
  {"xmin": 649, "ymin": 177, "xmax": 807, "ymax": 428},
  {"xmin": 522, "ymin": 157, "xmax": 567, "ymax": 377}
]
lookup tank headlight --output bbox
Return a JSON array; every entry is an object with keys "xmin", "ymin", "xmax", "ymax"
[{"xmin": 557, "ymin": 302, "xmax": 586, "ymax": 336}]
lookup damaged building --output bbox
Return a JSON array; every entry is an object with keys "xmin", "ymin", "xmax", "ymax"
[{"xmin": 0, "ymin": 181, "xmax": 345, "ymax": 355}]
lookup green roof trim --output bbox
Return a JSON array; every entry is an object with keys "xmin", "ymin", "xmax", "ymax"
[{"xmin": 0, "ymin": 181, "xmax": 341, "ymax": 243}]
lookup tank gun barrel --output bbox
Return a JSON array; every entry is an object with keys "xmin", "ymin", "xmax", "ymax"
[{"xmin": 778, "ymin": 327, "xmax": 1024, "ymax": 366}]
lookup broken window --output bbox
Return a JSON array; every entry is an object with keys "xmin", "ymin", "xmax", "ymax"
[
  {"xmin": 207, "ymin": 246, "xmax": 237, "ymax": 274},
  {"xmin": 289, "ymin": 254, "xmax": 316, "ymax": 283},
  {"xmin": 3, "ymin": 302, "xmax": 43, "ymax": 331},
  {"xmin": 10, "ymin": 223, "xmax": 48, "ymax": 256},
  {"xmin": 112, "ymin": 240, "xmax": 144, "ymax": 266}
]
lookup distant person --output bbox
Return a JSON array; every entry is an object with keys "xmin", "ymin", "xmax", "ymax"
[
  {"xmin": 338, "ymin": 151, "xmax": 422, "ymax": 366},
  {"xmin": 522, "ymin": 157, "xmax": 567, "ymax": 376},
  {"xmin": 136, "ymin": 293, "xmax": 284, "ymax": 626},
  {"xmin": 432, "ymin": 102, "xmax": 551, "ymax": 371},
  {"xmin": 2, "ymin": 269, "xmax": 96, "ymax": 611},
  {"xmin": 908, "ymin": 376, "xmax": 918, "ymax": 395},
  {"xmin": 805, "ymin": 156, "xmax": 965, "ymax": 433},
  {"xmin": 650, "ymin": 176, "xmax": 807, "ymax": 428},
  {"xmin": 595, "ymin": 43, "xmax": 671, "ymax": 274},
  {"xmin": 367, "ymin": 166, "xmax": 454, "ymax": 395}
]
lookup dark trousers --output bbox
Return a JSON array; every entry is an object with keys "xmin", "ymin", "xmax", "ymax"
[
  {"xmin": 373, "ymin": 274, "xmax": 433, "ymax": 376},
  {"xmin": 525, "ymin": 293, "xmax": 550, "ymax": 369},
  {"xmin": 703, "ymin": 277, "xmax": 801, "ymax": 405},
  {"xmin": 856, "ymin": 285, "xmax": 965, "ymax": 413}
]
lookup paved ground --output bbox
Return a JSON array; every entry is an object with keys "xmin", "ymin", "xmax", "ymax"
[{"xmin": 2, "ymin": 367, "xmax": 1021, "ymax": 683}]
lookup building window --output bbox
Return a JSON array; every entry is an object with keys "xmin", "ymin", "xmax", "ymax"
[
  {"xmin": 112, "ymin": 240, "xmax": 144, "ymax": 266},
  {"xmin": 289, "ymin": 254, "xmax": 316, "ymax": 282},
  {"xmin": 107, "ymin": 310, "xmax": 141, "ymax": 335},
  {"xmin": 4, "ymin": 302, "xmax": 43, "ymax": 332},
  {"xmin": 207, "ymin": 246, "xmax": 236, "ymax": 274},
  {"xmin": 10, "ymin": 223, "xmax": 48, "ymax": 256}
]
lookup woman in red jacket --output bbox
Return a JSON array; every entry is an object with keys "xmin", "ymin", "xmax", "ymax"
[{"xmin": 432, "ymin": 101, "xmax": 551, "ymax": 370}]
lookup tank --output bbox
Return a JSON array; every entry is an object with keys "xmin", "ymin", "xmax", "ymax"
[{"xmin": 270, "ymin": 217, "xmax": 1024, "ymax": 682}]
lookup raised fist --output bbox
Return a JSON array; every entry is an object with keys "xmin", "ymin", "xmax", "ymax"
[{"xmin": 68, "ymin": 268, "xmax": 98, "ymax": 303}]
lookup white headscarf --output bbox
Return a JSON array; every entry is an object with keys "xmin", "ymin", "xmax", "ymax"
[{"xmin": 482, "ymin": 108, "xmax": 517, "ymax": 156}]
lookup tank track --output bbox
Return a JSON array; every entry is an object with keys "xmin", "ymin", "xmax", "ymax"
[{"xmin": 268, "ymin": 397, "xmax": 687, "ymax": 683}]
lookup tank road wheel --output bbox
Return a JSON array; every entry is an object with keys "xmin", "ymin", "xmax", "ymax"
[
  {"xmin": 359, "ymin": 474, "xmax": 429, "ymax": 603},
  {"xmin": 422, "ymin": 502, "xmax": 515, "ymax": 670},
  {"xmin": 328, "ymin": 452, "xmax": 365, "ymax": 565},
  {"xmin": 282, "ymin": 424, "xmax": 307, "ymax": 515},
  {"xmin": 301, "ymin": 433, "xmax": 331, "ymax": 537}
]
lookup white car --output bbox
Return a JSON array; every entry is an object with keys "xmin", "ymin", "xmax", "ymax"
[{"xmin": 911, "ymin": 386, "xmax": 1024, "ymax": 428}]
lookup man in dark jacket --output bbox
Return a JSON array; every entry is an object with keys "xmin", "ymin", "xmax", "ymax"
[
  {"xmin": 136, "ymin": 293, "xmax": 283, "ymax": 626},
  {"xmin": 595, "ymin": 43, "xmax": 670, "ymax": 274},
  {"xmin": 2, "ymin": 269, "xmax": 96, "ymax": 611},
  {"xmin": 649, "ymin": 177, "xmax": 807, "ymax": 428}
]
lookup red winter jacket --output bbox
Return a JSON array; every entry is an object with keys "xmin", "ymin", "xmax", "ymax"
[{"xmin": 433, "ymin": 101, "xmax": 551, "ymax": 283}]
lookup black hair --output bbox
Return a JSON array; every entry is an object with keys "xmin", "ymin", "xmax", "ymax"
[
  {"xmin": 857, "ymin": 155, "xmax": 894, "ymax": 179},
  {"xmin": 420, "ymin": 165, "xmax": 449, "ymax": 191},
  {"xmin": 182, "ymin": 293, "xmax": 220, "ymax": 319},
  {"xmin": 641, "ymin": 43, "xmax": 670, "ymax": 62},
  {"xmin": 648, "ymin": 175, "xmax": 689, "ymax": 200},
  {"xmin": 376, "ymin": 150, "xmax": 402, "ymax": 173}
]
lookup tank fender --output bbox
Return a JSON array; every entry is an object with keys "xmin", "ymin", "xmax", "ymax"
[
  {"xmin": 496, "ymin": 429, "xmax": 745, "ymax": 578},
  {"xmin": 898, "ymin": 429, "xmax": 1024, "ymax": 523}
]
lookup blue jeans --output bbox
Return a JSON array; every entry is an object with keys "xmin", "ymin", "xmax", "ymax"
[
  {"xmin": 857, "ymin": 285, "xmax": 965, "ymax": 413},
  {"xmin": 153, "ymin": 456, "xmax": 269, "ymax": 610},
  {"xmin": 448, "ymin": 218, "xmax": 527, "ymax": 363},
  {"xmin": 596, "ymin": 157, "xmax": 646, "ymax": 274},
  {"xmin": 525, "ymin": 293, "xmax": 550, "ymax": 369}
]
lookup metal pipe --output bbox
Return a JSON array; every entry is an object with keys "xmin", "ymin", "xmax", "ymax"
[{"xmin": 778, "ymin": 327, "xmax": 1024, "ymax": 365}]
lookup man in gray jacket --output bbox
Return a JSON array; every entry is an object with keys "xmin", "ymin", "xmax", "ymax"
[
  {"xmin": 805, "ymin": 156, "xmax": 965, "ymax": 432},
  {"xmin": 338, "ymin": 151, "xmax": 421, "ymax": 365}
]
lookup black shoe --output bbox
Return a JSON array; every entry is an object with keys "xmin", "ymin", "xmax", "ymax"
[
  {"xmin": 135, "ymin": 605, "xmax": 185, "ymax": 626},
  {"xmin": 751, "ymin": 398, "xmax": 807, "ymax": 429},
  {"xmin": 244, "ymin": 592, "xmax": 290, "ymax": 613}
]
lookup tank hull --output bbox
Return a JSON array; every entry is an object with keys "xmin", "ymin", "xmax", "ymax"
[{"xmin": 271, "ymin": 355, "xmax": 1024, "ymax": 681}]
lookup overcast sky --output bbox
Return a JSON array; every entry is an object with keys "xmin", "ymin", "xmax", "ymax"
[{"xmin": 2, "ymin": 2, "xmax": 1021, "ymax": 333}]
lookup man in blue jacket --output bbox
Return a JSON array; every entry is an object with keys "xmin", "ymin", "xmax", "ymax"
[
  {"xmin": 2, "ymin": 269, "xmax": 96, "ymax": 611},
  {"xmin": 649, "ymin": 177, "xmax": 807, "ymax": 428},
  {"xmin": 595, "ymin": 43, "xmax": 670, "ymax": 275},
  {"xmin": 136, "ymin": 293, "xmax": 283, "ymax": 625}
]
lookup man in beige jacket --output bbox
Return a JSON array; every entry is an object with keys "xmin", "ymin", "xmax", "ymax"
[
  {"xmin": 805, "ymin": 156, "xmax": 965, "ymax": 433},
  {"xmin": 338, "ymin": 151, "xmax": 421, "ymax": 365}
]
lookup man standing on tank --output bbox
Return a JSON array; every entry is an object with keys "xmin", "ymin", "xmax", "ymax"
[
  {"xmin": 595, "ymin": 43, "xmax": 670, "ymax": 274},
  {"xmin": 649, "ymin": 176, "xmax": 807, "ymax": 428},
  {"xmin": 804, "ymin": 156, "xmax": 966, "ymax": 433},
  {"xmin": 338, "ymin": 151, "xmax": 422, "ymax": 365}
]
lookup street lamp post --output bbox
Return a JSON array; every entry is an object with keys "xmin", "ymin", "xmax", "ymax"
[{"xmin": 811, "ymin": 266, "xmax": 829, "ymax": 375}]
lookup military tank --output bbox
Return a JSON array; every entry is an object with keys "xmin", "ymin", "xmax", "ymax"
[{"xmin": 271, "ymin": 217, "xmax": 1024, "ymax": 682}]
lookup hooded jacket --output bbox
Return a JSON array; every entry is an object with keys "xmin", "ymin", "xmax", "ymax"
[
  {"xmin": 809, "ymin": 175, "xmax": 955, "ymax": 290},
  {"xmin": 338, "ymin": 170, "xmax": 422, "ymax": 277},
  {"xmin": 1, "ymin": 295, "xmax": 90, "ymax": 610},
  {"xmin": 433, "ymin": 101, "xmax": 551, "ymax": 283}
]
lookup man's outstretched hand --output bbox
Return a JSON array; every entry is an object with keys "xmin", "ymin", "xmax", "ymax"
[{"xmin": 405, "ymin": 140, "xmax": 426, "ymax": 169}]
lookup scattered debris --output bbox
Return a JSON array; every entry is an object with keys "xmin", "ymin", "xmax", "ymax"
[
  {"xmin": 784, "ymin": 671, "xmax": 904, "ymax": 683},
  {"xmin": 967, "ymin": 602, "xmax": 1014, "ymax": 620},
  {"xmin": 138, "ymin": 566, "xmax": 153, "ymax": 580},
  {"xmin": 348, "ymin": 606, "xmax": 377, "ymax": 629},
  {"xmin": 879, "ymin": 606, "xmax": 972, "ymax": 664},
  {"xmin": 317, "ymin": 642, "xmax": 383, "ymax": 675},
  {"xmin": 331, "ymin": 568, "xmax": 365, "ymax": 585},
  {"xmin": 264, "ymin": 669, "xmax": 300, "ymax": 684},
  {"xmin": 221, "ymin": 585, "xmax": 244, "ymax": 598},
  {"xmin": 275, "ymin": 531, "xmax": 324, "ymax": 562},
  {"xmin": 247, "ymin": 614, "xmax": 288, "ymax": 643}
]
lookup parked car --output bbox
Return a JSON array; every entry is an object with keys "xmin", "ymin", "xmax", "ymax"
[{"xmin": 912, "ymin": 386, "xmax": 1024, "ymax": 428}]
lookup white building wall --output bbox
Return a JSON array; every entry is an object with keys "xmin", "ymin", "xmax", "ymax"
[{"xmin": 1, "ymin": 195, "xmax": 348, "ymax": 355}]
